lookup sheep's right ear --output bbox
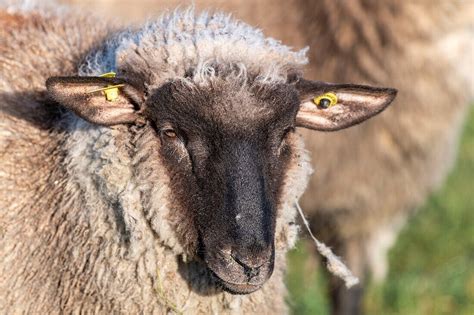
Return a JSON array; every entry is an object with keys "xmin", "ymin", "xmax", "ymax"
[{"xmin": 46, "ymin": 76, "xmax": 144, "ymax": 126}]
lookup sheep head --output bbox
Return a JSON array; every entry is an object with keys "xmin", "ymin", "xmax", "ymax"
[{"xmin": 46, "ymin": 73, "xmax": 395, "ymax": 293}]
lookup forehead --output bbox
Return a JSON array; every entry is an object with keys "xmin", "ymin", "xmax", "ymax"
[{"xmin": 146, "ymin": 80, "xmax": 299, "ymax": 133}]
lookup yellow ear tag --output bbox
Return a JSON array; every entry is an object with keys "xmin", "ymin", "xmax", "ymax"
[
  {"xmin": 88, "ymin": 84, "xmax": 125, "ymax": 101},
  {"xmin": 104, "ymin": 87, "xmax": 120, "ymax": 101},
  {"xmin": 99, "ymin": 72, "xmax": 117, "ymax": 78},
  {"xmin": 97, "ymin": 72, "xmax": 122, "ymax": 102},
  {"xmin": 313, "ymin": 92, "xmax": 338, "ymax": 109}
]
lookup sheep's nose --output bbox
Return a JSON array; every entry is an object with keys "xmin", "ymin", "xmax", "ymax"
[
  {"xmin": 231, "ymin": 253, "xmax": 264, "ymax": 280},
  {"xmin": 232, "ymin": 255, "xmax": 263, "ymax": 281}
]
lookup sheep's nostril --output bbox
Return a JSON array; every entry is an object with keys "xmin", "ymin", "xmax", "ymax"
[
  {"xmin": 245, "ymin": 266, "xmax": 260, "ymax": 280},
  {"xmin": 231, "ymin": 253, "xmax": 263, "ymax": 280}
]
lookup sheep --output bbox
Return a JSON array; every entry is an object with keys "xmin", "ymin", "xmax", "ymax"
[
  {"xmin": 297, "ymin": 2, "xmax": 474, "ymax": 314},
  {"xmin": 0, "ymin": 4, "xmax": 397, "ymax": 314},
  {"xmin": 56, "ymin": 1, "xmax": 474, "ymax": 314}
]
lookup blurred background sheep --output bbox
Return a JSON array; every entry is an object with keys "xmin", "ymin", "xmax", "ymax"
[{"xmin": 55, "ymin": 0, "xmax": 474, "ymax": 313}]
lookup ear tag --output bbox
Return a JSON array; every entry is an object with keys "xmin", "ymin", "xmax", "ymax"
[
  {"xmin": 99, "ymin": 72, "xmax": 117, "ymax": 78},
  {"xmin": 103, "ymin": 86, "xmax": 120, "ymax": 101},
  {"xmin": 88, "ymin": 84, "xmax": 125, "ymax": 101},
  {"xmin": 87, "ymin": 72, "xmax": 123, "ymax": 102},
  {"xmin": 313, "ymin": 92, "xmax": 338, "ymax": 109}
]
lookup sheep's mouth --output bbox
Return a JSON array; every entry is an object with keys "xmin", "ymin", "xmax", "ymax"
[
  {"xmin": 205, "ymin": 248, "xmax": 275, "ymax": 295},
  {"xmin": 215, "ymin": 277, "xmax": 264, "ymax": 294}
]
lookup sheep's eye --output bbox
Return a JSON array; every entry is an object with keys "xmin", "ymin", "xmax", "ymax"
[{"xmin": 162, "ymin": 128, "xmax": 177, "ymax": 139}]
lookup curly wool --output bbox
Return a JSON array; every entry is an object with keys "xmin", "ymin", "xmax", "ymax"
[{"xmin": 79, "ymin": 8, "xmax": 308, "ymax": 88}]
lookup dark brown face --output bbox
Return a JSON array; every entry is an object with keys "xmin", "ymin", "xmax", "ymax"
[
  {"xmin": 146, "ymin": 81, "xmax": 299, "ymax": 293},
  {"xmin": 46, "ymin": 72, "xmax": 396, "ymax": 295}
]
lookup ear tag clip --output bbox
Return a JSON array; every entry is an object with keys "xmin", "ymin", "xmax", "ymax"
[
  {"xmin": 88, "ymin": 72, "xmax": 124, "ymax": 102},
  {"xmin": 313, "ymin": 92, "xmax": 338, "ymax": 109},
  {"xmin": 103, "ymin": 85, "xmax": 121, "ymax": 102}
]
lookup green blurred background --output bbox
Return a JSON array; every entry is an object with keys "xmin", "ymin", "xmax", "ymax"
[{"xmin": 286, "ymin": 108, "xmax": 474, "ymax": 315}]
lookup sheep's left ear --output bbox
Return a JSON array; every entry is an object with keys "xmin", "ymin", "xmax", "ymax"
[
  {"xmin": 46, "ymin": 76, "xmax": 144, "ymax": 126},
  {"xmin": 295, "ymin": 79, "xmax": 397, "ymax": 131}
]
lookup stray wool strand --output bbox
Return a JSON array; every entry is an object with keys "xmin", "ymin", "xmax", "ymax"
[{"xmin": 296, "ymin": 202, "xmax": 359, "ymax": 288}]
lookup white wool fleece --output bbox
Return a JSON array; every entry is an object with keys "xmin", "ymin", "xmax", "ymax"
[{"xmin": 79, "ymin": 8, "xmax": 309, "ymax": 88}]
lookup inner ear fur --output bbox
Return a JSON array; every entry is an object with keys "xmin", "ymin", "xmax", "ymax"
[
  {"xmin": 295, "ymin": 79, "xmax": 397, "ymax": 131},
  {"xmin": 46, "ymin": 76, "xmax": 144, "ymax": 126}
]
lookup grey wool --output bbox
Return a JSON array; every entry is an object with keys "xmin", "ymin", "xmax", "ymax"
[{"xmin": 78, "ymin": 8, "xmax": 309, "ymax": 87}]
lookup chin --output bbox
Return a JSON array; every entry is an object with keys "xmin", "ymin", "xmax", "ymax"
[{"xmin": 218, "ymin": 279, "xmax": 263, "ymax": 295}]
